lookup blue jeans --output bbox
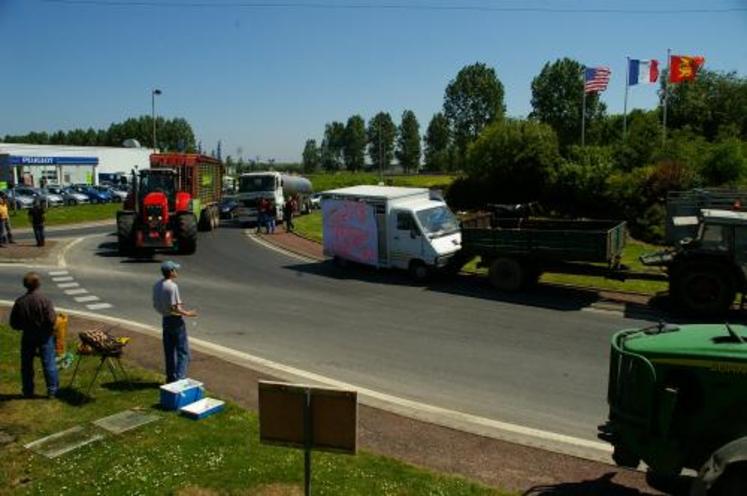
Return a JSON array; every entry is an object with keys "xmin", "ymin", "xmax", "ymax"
[
  {"xmin": 21, "ymin": 333, "xmax": 59, "ymax": 397},
  {"xmin": 162, "ymin": 316, "xmax": 189, "ymax": 383},
  {"xmin": 33, "ymin": 225, "xmax": 45, "ymax": 246}
]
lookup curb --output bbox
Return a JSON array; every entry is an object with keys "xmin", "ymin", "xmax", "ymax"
[{"xmin": 11, "ymin": 219, "xmax": 115, "ymax": 235}]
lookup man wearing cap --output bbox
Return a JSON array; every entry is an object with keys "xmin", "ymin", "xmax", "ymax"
[{"xmin": 152, "ymin": 261, "xmax": 197, "ymax": 383}]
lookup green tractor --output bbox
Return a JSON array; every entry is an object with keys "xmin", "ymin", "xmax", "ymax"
[
  {"xmin": 641, "ymin": 209, "xmax": 747, "ymax": 316},
  {"xmin": 599, "ymin": 322, "xmax": 747, "ymax": 495}
]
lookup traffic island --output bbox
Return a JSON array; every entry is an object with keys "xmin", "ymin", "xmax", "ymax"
[
  {"xmin": 0, "ymin": 308, "xmax": 658, "ymax": 494},
  {"xmin": 0, "ymin": 239, "xmax": 61, "ymax": 264}
]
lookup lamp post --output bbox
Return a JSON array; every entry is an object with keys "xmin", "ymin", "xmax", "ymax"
[{"xmin": 151, "ymin": 88, "xmax": 162, "ymax": 151}]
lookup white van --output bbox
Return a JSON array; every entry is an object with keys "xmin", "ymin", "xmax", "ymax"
[{"xmin": 321, "ymin": 186, "xmax": 462, "ymax": 279}]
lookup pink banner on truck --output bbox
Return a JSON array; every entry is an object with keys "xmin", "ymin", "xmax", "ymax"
[{"xmin": 322, "ymin": 199, "xmax": 378, "ymax": 266}]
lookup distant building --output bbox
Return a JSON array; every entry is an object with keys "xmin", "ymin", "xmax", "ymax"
[{"xmin": 0, "ymin": 143, "xmax": 153, "ymax": 187}]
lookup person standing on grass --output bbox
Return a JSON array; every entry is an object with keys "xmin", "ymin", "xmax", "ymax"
[
  {"xmin": 152, "ymin": 261, "xmax": 198, "ymax": 383},
  {"xmin": 29, "ymin": 199, "xmax": 46, "ymax": 247},
  {"xmin": 0, "ymin": 196, "xmax": 8, "ymax": 247},
  {"xmin": 9, "ymin": 272, "xmax": 58, "ymax": 398}
]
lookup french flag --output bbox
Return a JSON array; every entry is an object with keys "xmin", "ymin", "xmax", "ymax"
[{"xmin": 628, "ymin": 59, "xmax": 659, "ymax": 85}]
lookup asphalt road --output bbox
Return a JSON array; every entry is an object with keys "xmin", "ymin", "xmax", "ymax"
[{"xmin": 0, "ymin": 225, "xmax": 651, "ymax": 442}]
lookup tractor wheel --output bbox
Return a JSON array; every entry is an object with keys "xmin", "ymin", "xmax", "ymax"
[
  {"xmin": 116, "ymin": 211, "xmax": 135, "ymax": 256},
  {"xmin": 709, "ymin": 463, "xmax": 747, "ymax": 496},
  {"xmin": 176, "ymin": 213, "xmax": 198, "ymax": 255},
  {"xmin": 671, "ymin": 262, "xmax": 735, "ymax": 316},
  {"xmin": 488, "ymin": 257, "xmax": 524, "ymax": 292}
]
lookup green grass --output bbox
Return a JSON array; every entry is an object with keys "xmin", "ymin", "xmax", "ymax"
[
  {"xmin": 0, "ymin": 326, "xmax": 505, "ymax": 495},
  {"xmin": 293, "ymin": 212, "xmax": 667, "ymax": 295},
  {"xmin": 7, "ymin": 203, "xmax": 119, "ymax": 230},
  {"xmin": 308, "ymin": 172, "xmax": 456, "ymax": 193}
]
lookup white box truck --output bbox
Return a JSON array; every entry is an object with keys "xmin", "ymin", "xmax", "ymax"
[{"xmin": 321, "ymin": 186, "xmax": 462, "ymax": 279}]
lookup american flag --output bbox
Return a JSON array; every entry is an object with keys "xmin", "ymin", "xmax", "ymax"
[{"xmin": 584, "ymin": 67, "xmax": 611, "ymax": 93}]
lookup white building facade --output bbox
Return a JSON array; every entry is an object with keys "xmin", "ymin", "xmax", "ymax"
[{"xmin": 0, "ymin": 143, "xmax": 153, "ymax": 187}]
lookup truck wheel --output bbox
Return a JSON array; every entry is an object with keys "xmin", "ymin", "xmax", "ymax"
[
  {"xmin": 116, "ymin": 211, "xmax": 135, "ymax": 255},
  {"xmin": 671, "ymin": 263, "xmax": 735, "ymax": 316},
  {"xmin": 409, "ymin": 260, "xmax": 429, "ymax": 282},
  {"xmin": 489, "ymin": 258, "xmax": 523, "ymax": 291},
  {"xmin": 709, "ymin": 463, "xmax": 747, "ymax": 496},
  {"xmin": 176, "ymin": 213, "xmax": 198, "ymax": 255}
]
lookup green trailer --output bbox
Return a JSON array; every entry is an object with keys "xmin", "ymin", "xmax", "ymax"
[{"xmin": 456, "ymin": 212, "xmax": 627, "ymax": 291}]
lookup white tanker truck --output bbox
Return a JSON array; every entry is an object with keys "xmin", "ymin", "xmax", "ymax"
[{"xmin": 236, "ymin": 171, "xmax": 313, "ymax": 225}]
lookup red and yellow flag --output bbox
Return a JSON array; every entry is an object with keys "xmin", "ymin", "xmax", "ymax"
[{"xmin": 669, "ymin": 55, "xmax": 705, "ymax": 83}]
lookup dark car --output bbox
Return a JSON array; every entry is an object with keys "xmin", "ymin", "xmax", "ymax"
[
  {"xmin": 73, "ymin": 185, "xmax": 111, "ymax": 204},
  {"xmin": 219, "ymin": 196, "xmax": 239, "ymax": 220}
]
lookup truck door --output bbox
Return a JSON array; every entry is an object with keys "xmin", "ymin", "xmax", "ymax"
[{"xmin": 389, "ymin": 210, "xmax": 423, "ymax": 269}]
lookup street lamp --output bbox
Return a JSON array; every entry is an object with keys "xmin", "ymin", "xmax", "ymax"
[{"xmin": 151, "ymin": 88, "xmax": 162, "ymax": 151}]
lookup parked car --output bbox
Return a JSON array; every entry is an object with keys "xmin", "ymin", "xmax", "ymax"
[
  {"xmin": 103, "ymin": 185, "xmax": 128, "ymax": 202},
  {"xmin": 34, "ymin": 187, "xmax": 65, "ymax": 207},
  {"xmin": 73, "ymin": 185, "xmax": 111, "ymax": 204},
  {"xmin": 1, "ymin": 188, "xmax": 34, "ymax": 209},
  {"xmin": 219, "ymin": 195, "xmax": 239, "ymax": 220},
  {"xmin": 46, "ymin": 185, "xmax": 86, "ymax": 205},
  {"xmin": 310, "ymin": 193, "xmax": 322, "ymax": 209}
]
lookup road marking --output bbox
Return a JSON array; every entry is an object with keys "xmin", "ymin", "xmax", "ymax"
[
  {"xmin": 57, "ymin": 282, "xmax": 80, "ymax": 289},
  {"xmin": 65, "ymin": 288, "xmax": 88, "ymax": 295},
  {"xmin": 58, "ymin": 236, "xmax": 86, "ymax": 268},
  {"xmin": 245, "ymin": 232, "xmax": 318, "ymax": 263},
  {"xmin": 75, "ymin": 295, "xmax": 100, "ymax": 303},
  {"xmin": 0, "ymin": 300, "xmax": 615, "ymax": 464},
  {"xmin": 52, "ymin": 276, "xmax": 74, "ymax": 282},
  {"xmin": 49, "ymin": 270, "xmax": 69, "ymax": 276},
  {"xmin": 86, "ymin": 303, "xmax": 112, "ymax": 310}
]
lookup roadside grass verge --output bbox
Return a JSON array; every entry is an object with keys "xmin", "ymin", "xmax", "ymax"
[
  {"xmin": 0, "ymin": 326, "xmax": 504, "ymax": 495},
  {"xmin": 294, "ymin": 212, "xmax": 667, "ymax": 295},
  {"xmin": 7, "ymin": 203, "xmax": 119, "ymax": 230},
  {"xmin": 308, "ymin": 172, "xmax": 456, "ymax": 193}
]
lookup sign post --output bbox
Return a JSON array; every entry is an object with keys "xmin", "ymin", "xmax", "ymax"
[{"xmin": 258, "ymin": 381, "xmax": 358, "ymax": 496}]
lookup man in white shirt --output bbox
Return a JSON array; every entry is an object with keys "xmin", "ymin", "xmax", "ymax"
[{"xmin": 153, "ymin": 260, "xmax": 197, "ymax": 383}]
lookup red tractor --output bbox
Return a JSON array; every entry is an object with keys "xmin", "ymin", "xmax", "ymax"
[{"xmin": 117, "ymin": 154, "xmax": 223, "ymax": 256}]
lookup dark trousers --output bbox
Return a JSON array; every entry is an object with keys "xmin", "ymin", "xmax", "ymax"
[
  {"xmin": 33, "ymin": 224, "xmax": 45, "ymax": 247},
  {"xmin": 3, "ymin": 219, "xmax": 12, "ymax": 243},
  {"xmin": 284, "ymin": 214, "xmax": 294, "ymax": 232},
  {"xmin": 21, "ymin": 333, "xmax": 59, "ymax": 397},
  {"xmin": 162, "ymin": 316, "xmax": 189, "ymax": 383}
]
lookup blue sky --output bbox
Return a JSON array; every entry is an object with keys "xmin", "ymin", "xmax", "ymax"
[{"xmin": 1, "ymin": 0, "xmax": 745, "ymax": 161}]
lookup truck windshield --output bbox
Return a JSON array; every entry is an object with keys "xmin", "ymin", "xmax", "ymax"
[
  {"xmin": 240, "ymin": 176, "xmax": 276, "ymax": 193},
  {"xmin": 416, "ymin": 206, "xmax": 459, "ymax": 238}
]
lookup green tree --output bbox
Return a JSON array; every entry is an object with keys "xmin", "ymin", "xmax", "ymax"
[
  {"xmin": 367, "ymin": 112, "xmax": 397, "ymax": 171},
  {"xmin": 466, "ymin": 119, "xmax": 560, "ymax": 203},
  {"xmin": 614, "ymin": 110, "xmax": 661, "ymax": 170},
  {"xmin": 444, "ymin": 62, "xmax": 505, "ymax": 161},
  {"xmin": 530, "ymin": 57, "xmax": 606, "ymax": 150},
  {"xmin": 343, "ymin": 115, "xmax": 366, "ymax": 171},
  {"xmin": 424, "ymin": 112, "xmax": 451, "ymax": 171},
  {"xmin": 321, "ymin": 121, "xmax": 345, "ymax": 171},
  {"xmin": 302, "ymin": 139, "xmax": 321, "ymax": 173},
  {"xmin": 664, "ymin": 70, "xmax": 747, "ymax": 141},
  {"xmin": 396, "ymin": 110, "xmax": 421, "ymax": 173},
  {"xmin": 700, "ymin": 138, "xmax": 747, "ymax": 186}
]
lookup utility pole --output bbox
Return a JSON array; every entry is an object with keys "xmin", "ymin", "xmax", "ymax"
[
  {"xmin": 378, "ymin": 118, "xmax": 383, "ymax": 184},
  {"xmin": 152, "ymin": 88, "xmax": 162, "ymax": 151}
]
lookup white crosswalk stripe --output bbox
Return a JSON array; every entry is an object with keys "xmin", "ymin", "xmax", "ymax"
[
  {"xmin": 49, "ymin": 270, "xmax": 69, "ymax": 276},
  {"xmin": 57, "ymin": 282, "xmax": 80, "ymax": 288},
  {"xmin": 65, "ymin": 289, "xmax": 88, "ymax": 295},
  {"xmin": 75, "ymin": 295, "xmax": 100, "ymax": 303},
  {"xmin": 52, "ymin": 276, "xmax": 74, "ymax": 282},
  {"xmin": 86, "ymin": 303, "xmax": 113, "ymax": 310}
]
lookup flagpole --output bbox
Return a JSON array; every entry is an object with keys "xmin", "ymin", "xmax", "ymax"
[
  {"xmin": 581, "ymin": 67, "xmax": 587, "ymax": 147},
  {"xmin": 662, "ymin": 48, "xmax": 671, "ymax": 145},
  {"xmin": 623, "ymin": 56, "xmax": 630, "ymax": 140}
]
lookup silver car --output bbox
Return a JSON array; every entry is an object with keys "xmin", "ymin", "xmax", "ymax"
[
  {"xmin": 48, "ymin": 185, "xmax": 90, "ymax": 205},
  {"xmin": 36, "ymin": 188, "xmax": 65, "ymax": 207},
  {"xmin": 2, "ymin": 189, "xmax": 34, "ymax": 209}
]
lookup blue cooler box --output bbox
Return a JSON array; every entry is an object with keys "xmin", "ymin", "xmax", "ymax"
[
  {"xmin": 180, "ymin": 398, "xmax": 225, "ymax": 420},
  {"xmin": 160, "ymin": 379, "xmax": 204, "ymax": 410}
]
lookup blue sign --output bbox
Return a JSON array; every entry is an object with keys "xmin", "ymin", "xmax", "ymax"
[{"xmin": 6, "ymin": 155, "xmax": 99, "ymax": 166}]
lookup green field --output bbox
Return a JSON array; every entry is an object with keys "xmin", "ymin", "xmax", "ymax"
[
  {"xmin": 0, "ymin": 326, "xmax": 504, "ymax": 495},
  {"xmin": 308, "ymin": 172, "xmax": 456, "ymax": 193},
  {"xmin": 296, "ymin": 211, "xmax": 666, "ymax": 295},
  {"xmin": 7, "ymin": 203, "xmax": 119, "ymax": 230}
]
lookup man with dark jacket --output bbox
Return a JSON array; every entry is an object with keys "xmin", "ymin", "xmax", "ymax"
[
  {"xmin": 10, "ymin": 272, "xmax": 58, "ymax": 398},
  {"xmin": 29, "ymin": 199, "xmax": 46, "ymax": 247}
]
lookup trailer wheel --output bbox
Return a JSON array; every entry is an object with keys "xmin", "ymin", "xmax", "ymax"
[
  {"xmin": 671, "ymin": 262, "xmax": 735, "ymax": 316},
  {"xmin": 488, "ymin": 258, "xmax": 523, "ymax": 291},
  {"xmin": 176, "ymin": 213, "xmax": 198, "ymax": 255},
  {"xmin": 709, "ymin": 463, "xmax": 747, "ymax": 496},
  {"xmin": 116, "ymin": 211, "xmax": 135, "ymax": 256}
]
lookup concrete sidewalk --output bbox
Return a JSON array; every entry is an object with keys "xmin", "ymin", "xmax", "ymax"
[{"xmin": 0, "ymin": 306, "xmax": 658, "ymax": 495}]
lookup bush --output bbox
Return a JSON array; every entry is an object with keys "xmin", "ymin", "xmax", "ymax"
[
  {"xmin": 700, "ymin": 138, "xmax": 747, "ymax": 186},
  {"xmin": 549, "ymin": 146, "xmax": 615, "ymax": 216},
  {"xmin": 465, "ymin": 119, "xmax": 561, "ymax": 203}
]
